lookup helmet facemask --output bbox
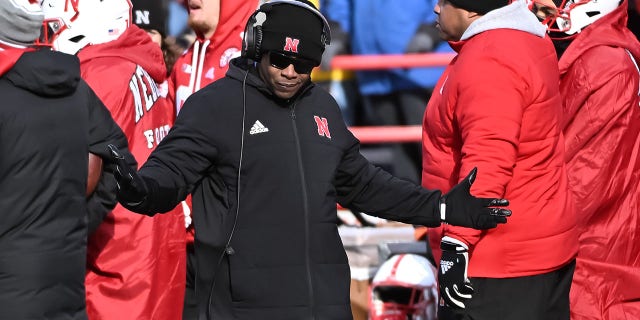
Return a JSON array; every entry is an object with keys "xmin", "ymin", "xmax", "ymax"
[
  {"xmin": 369, "ymin": 254, "xmax": 438, "ymax": 320},
  {"xmin": 531, "ymin": 0, "xmax": 622, "ymax": 40},
  {"xmin": 370, "ymin": 284, "xmax": 435, "ymax": 320}
]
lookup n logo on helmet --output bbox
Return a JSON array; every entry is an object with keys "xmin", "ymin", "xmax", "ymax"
[
  {"xmin": 283, "ymin": 37, "xmax": 299, "ymax": 53},
  {"xmin": 66, "ymin": 0, "xmax": 79, "ymax": 10}
]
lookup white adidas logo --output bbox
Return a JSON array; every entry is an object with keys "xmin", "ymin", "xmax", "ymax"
[
  {"xmin": 249, "ymin": 120, "xmax": 269, "ymax": 135},
  {"xmin": 440, "ymin": 260, "xmax": 454, "ymax": 274}
]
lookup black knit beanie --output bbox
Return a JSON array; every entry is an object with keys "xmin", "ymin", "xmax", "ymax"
[
  {"xmin": 447, "ymin": 0, "xmax": 511, "ymax": 14},
  {"xmin": 259, "ymin": 1, "xmax": 326, "ymax": 65},
  {"xmin": 132, "ymin": 0, "xmax": 168, "ymax": 38}
]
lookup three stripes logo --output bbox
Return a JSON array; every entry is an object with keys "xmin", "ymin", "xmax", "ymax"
[
  {"xmin": 440, "ymin": 260, "xmax": 454, "ymax": 274},
  {"xmin": 249, "ymin": 120, "xmax": 269, "ymax": 135}
]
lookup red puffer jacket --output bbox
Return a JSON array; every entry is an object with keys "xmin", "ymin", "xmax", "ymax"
[{"xmin": 557, "ymin": 3, "xmax": 640, "ymax": 320}]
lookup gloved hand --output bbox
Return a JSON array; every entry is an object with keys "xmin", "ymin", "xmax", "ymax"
[
  {"xmin": 440, "ymin": 167, "xmax": 511, "ymax": 229},
  {"xmin": 107, "ymin": 144, "xmax": 148, "ymax": 206},
  {"xmin": 320, "ymin": 20, "xmax": 350, "ymax": 70},
  {"xmin": 438, "ymin": 236, "xmax": 473, "ymax": 309},
  {"xmin": 405, "ymin": 23, "xmax": 441, "ymax": 53}
]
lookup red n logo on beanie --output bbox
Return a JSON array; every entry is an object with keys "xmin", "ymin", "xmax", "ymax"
[{"xmin": 283, "ymin": 37, "xmax": 300, "ymax": 53}]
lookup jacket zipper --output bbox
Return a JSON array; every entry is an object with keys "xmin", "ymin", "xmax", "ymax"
[{"xmin": 290, "ymin": 104, "xmax": 316, "ymax": 320}]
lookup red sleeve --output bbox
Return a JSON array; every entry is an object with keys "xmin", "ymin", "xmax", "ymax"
[
  {"xmin": 562, "ymin": 48, "xmax": 640, "ymax": 222},
  {"xmin": 80, "ymin": 59, "xmax": 136, "ymax": 139},
  {"xmin": 445, "ymin": 56, "xmax": 523, "ymax": 247}
]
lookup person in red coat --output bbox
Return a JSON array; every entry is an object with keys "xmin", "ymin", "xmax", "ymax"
[
  {"xmin": 169, "ymin": 0, "xmax": 259, "ymax": 113},
  {"xmin": 532, "ymin": 0, "xmax": 640, "ymax": 319},
  {"xmin": 422, "ymin": 0, "xmax": 578, "ymax": 319},
  {"xmin": 41, "ymin": 0, "xmax": 186, "ymax": 319}
]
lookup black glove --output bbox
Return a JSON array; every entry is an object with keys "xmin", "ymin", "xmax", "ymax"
[
  {"xmin": 107, "ymin": 144, "xmax": 147, "ymax": 206},
  {"xmin": 320, "ymin": 20, "xmax": 350, "ymax": 70},
  {"xmin": 438, "ymin": 236, "xmax": 474, "ymax": 309},
  {"xmin": 405, "ymin": 23, "xmax": 441, "ymax": 54},
  {"xmin": 440, "ymin": 167, "xmax": 511, "ymax": 229}
]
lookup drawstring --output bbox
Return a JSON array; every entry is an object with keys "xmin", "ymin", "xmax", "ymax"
[
  {"xmin": 195, "ymin": 40, "xmax": 210, "ymax": 91},
  {"xmin": 188, "ymin": 40, "xmax": 200, "ymax": 95},
  {"xmin": 188, "ymin": 39, "xmax": 211, "ymax": 95}
]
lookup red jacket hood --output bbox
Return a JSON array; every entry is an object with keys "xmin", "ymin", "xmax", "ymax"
[
  {"xmin": 195, "ymin": 0, "xmax": 257, "ymax": 44},
  {"xmin": 169, "ymin": 0, "xmax": 258, "ymax": 113},
  {"xmin": 77, "ymin": 25, "xmax": 167, "ymax": 83},
  {"xmin": 559, "ymin": 0, "xmax": 640, "ymax": 73}
]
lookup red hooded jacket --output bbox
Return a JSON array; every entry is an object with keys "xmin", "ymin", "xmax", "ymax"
[
  {"xmin": 80, "ymin": 25, "xmax": 186, "ymax": 320},
  {"xmin": 169, "ymin": 0, "xmax": 258, "ymax": 113},
  {"xmin": 558, "ymin": 3, "xmax": 640, "ymax": 319}
]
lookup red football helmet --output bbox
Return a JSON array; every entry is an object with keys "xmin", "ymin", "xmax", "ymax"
[
  {"xmin": 369, "ymin": 254, "xmax": 437, "ymax": 320},
  {"xmin": 530, "ymin": 0, "xmax": 621, "ymax": 39},
  {"xmin": 38, "ymin": 0, "xmax": 133, "ymax": 54}
]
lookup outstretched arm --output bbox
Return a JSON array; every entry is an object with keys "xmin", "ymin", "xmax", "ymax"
[{"xmin": 336, "ymin": 144, "xmax": 510, "ymax": 229}]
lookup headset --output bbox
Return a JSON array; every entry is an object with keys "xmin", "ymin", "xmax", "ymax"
[{"xmin": 241, "ymin": 0, "xmax": 332, "ymax": 61}]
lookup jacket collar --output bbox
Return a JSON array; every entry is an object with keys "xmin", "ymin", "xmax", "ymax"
[
  {"xmin": 227, "ymin": 57, "xmax": 314, "ymax": 105},
  {"xmin": 461, "ymin": 1, "xmax": 546, "ymax": 41}
]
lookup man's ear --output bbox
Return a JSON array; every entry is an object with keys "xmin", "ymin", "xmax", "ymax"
[{"xmin": 467, "ymin": 11, "xmax": 481, "ymax": 19}]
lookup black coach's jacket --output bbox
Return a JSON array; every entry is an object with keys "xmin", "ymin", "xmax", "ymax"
[
  {"xmin": 131, "ymin": 58, "xmax": 443, "ymax": 320},
  {"xmin": 0, "ymin": 49, "xmax": 132, "ymax": 319}
]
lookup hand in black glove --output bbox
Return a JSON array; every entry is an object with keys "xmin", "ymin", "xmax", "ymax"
[
  {"xmin": 440, "ymin": 167, "xmax": 511, "ymax": 229},
  {"xmin": 320, "ymin": 20, "xmax": 350, "ymax": 70},
  {"xmin": 438, "ymin": 236, "xmax": 474, "ymax": 309},
  {"xmin": 107, "ymin": 144, "xmax": 147, "ymax": 206},
  {"xmin": 405, "ymin": 23, "xmax": 441, "ymax": 54}
]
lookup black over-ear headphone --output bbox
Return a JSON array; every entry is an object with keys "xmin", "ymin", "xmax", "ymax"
[{"xmin": 241, "ymin": 0, "xmax": 332, "ymax": 61}]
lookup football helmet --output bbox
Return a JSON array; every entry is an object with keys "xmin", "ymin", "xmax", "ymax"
[
  {"xmin": 39, "ymin": 0, "xmax": 133, "ymax": 54},
  {"xmin": 369, "ymin": 254, "xmax": 437, "ymax": 320},
  {"xmin": 536, "ymin": 0, "xmax": 621, "ymax": 38}
]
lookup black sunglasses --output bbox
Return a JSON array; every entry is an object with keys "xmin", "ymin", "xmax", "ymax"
[{"xmin": 268, "ymin": 51, "xmax": 316, "ymax": 74}]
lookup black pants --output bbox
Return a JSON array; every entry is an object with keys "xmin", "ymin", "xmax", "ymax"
[
  {"xmin": 439, "ymin": 260, "xmax": 576, "ymax": 320},
  {"xmin": 183, "ymin": 243, "xmax": 197, "ymax": 320},
  {"xmin": 360, "ymin": 89, "xmax": 431, "ymax": 184}
]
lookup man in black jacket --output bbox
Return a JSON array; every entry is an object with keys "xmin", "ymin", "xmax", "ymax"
[
  {"xmin": 0, "ymin": 1, "xmax": 135, "ymax": 319},
  {"xmin": 109, "ymin": 1, "xmax": 511, "ymax": 319}
]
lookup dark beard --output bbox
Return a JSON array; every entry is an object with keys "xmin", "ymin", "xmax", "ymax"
[{"xmin": 188, "ymin": 17, "xmax": 214, "ymax": 37}]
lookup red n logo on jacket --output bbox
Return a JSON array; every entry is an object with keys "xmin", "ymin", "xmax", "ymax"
[
  {"xmin": 283, "ymin": 37, "xmax": 300, "ymax": 53},
  {"xmin": 314, "ymin": 116, "xmax": 331, "ymax": 139}
]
